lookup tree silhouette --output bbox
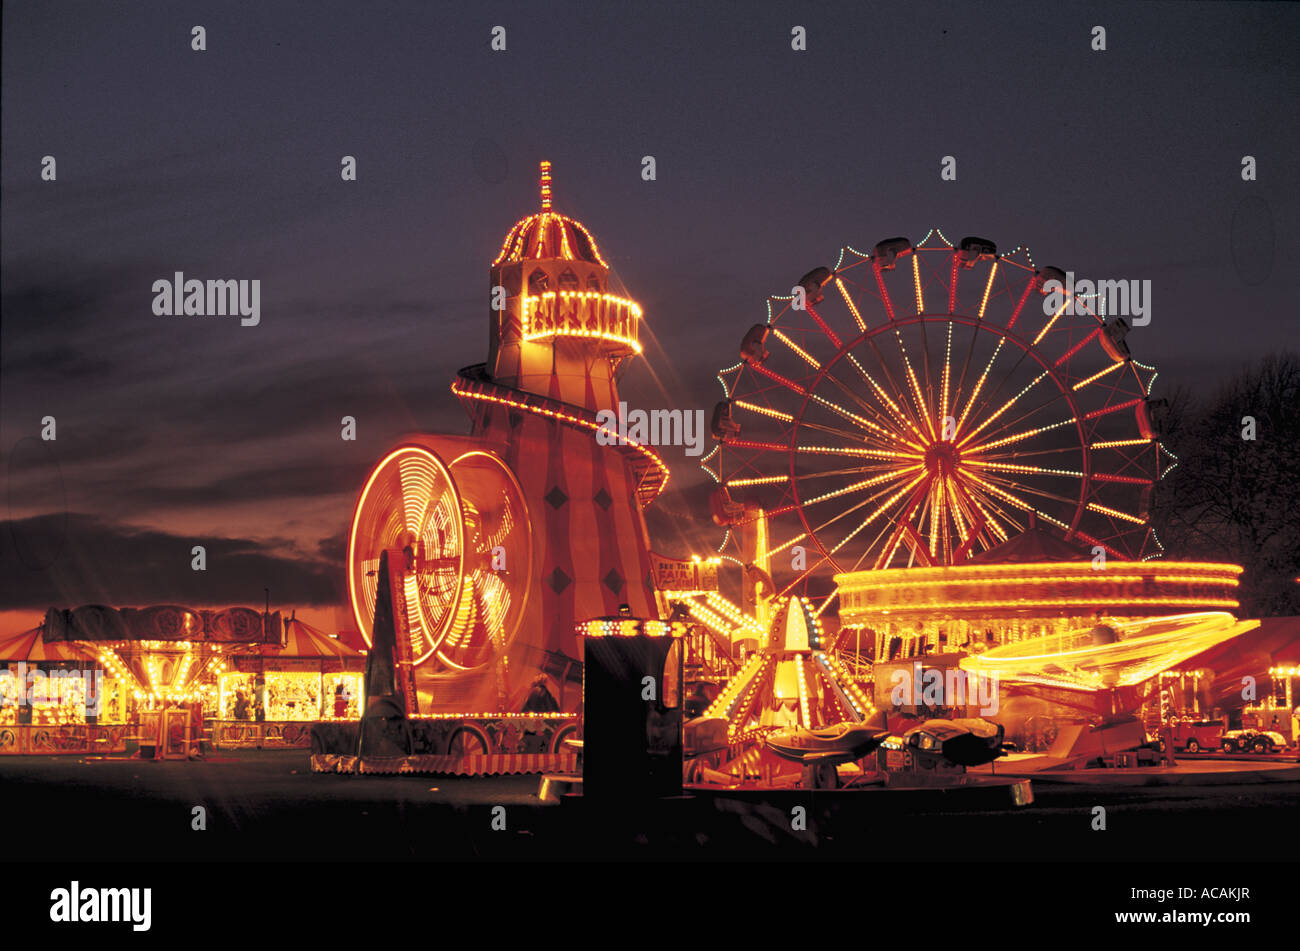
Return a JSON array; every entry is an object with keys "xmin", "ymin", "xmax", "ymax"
[{"xmin": 1151, "ymin": 353, "xmax": 1300, "ymax": 617}]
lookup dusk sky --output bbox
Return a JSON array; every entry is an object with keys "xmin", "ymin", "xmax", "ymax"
[{"xmin": 2, "ymin": 1, "xmax": 1297, "ymax": 633}]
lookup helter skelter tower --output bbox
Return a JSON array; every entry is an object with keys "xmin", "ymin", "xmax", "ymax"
[{"xmin": 348, "ymin": 162, "xmax": 668, "ymax": 714}]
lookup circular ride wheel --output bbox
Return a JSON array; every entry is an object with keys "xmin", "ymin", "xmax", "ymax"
[{"xmin": 348, "ymin": 445, "xmax": 465, "ymax": 662}]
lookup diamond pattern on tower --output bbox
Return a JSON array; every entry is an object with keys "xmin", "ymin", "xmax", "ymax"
[
  {"xmin": 593, "ymin": 488, "xmax": 611, "ymax": 511},
  {"xmin": 545, "ymin": 486, "xmax": 569, "ymax": 509},
  {"xmin": 548, "ymin": 568, "xmax": 572, "ymax": 594},
  {"xmin": 603, "ymin": 569, "xmax": 624, "ymax": 594}
]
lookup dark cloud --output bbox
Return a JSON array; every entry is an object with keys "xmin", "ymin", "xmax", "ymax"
[{"xmin": 0, "ymin": 513, "xmax": 342, "ymax": 610}]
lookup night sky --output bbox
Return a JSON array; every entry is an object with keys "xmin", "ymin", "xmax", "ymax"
[{"xmin": 2, "ymin": 1, "xmax": 1297, "ymax": 632}]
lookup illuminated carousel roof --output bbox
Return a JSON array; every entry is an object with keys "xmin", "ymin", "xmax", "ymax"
[
  {"xmin": 836, "ymin": 561, "xmax": 1245, "ymax": 623},
  {"xmin": 491, "ymin": 161, "xmax": 608, "ymax": 268}
]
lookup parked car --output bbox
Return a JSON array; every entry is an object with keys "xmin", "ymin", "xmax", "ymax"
[
  {"xmin": 1221, "ymin": 728, "xmax": 1288, "ymax": 754},
  {"xmin": 1170, "ymin": 719, "xmax": 1223, "ymax": 753}
]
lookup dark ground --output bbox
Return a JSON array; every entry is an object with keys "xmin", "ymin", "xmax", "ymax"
[{"xmin": 1, "ymin": 750, "xmax": 1297, "ymax": 861}]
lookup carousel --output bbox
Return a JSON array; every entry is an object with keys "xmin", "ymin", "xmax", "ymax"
[{"xmin": 37, "ymin": 604, "xmax": 281, "ymax": 758}]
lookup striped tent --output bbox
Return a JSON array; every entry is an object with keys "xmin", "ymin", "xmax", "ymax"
[
  {"xmin": 0, "ymin": 627, "xmax": 94, "ymax": 663},
  {"xmin": 270, "ymin": 617, "xmax": 365, "ymax": 667}
]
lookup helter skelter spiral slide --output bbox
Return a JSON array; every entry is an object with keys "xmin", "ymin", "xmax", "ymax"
[{"xmin": 702, "ymin": 230, "xmax": 1175, "ymax": 599}]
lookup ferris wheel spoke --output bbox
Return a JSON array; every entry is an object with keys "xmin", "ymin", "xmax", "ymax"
[
  {"xmin": 793, "ymin": 466, "xmax": 924, "ymax": 514},
  {"xmin": 837, "ymin": 352, "xmax": 929, "ymax": 445},
  {"xmin": 942, "ymin": 476, "xmax": 973, "ymax": 551},
  {"xmin": 889, "ymin": 327, "xmax": 936, "ymax": 439},
  {"xmin": 807, "ymin": 470, "xmax": 927, "ymax": 549},
  {"xmin": 965, "ymin": 460, "xmax": 1084, "ymax": 479},
  {"xmin": 964, "ymin": 381, "xmax": 1076, "ymax": 450},
  {"xmin": 804, "ymin": 304, "xmax": 844, "ymax": 349},
  {"xmin": 769, "ymin": 326, "xmax": 822, "ymax": 371},
  {"xmin": 797, "ymin": 416, "xmax": 891, "ymax": 446},
  {"xmin": 927, "ymin": 476, "xmax": 944, "ymax": 561},
  {"xmin": 749, "ymin": 361, "xmax": 810, "ymax": 398},
  {"xmin": 959, "ymin": 472, "xmax": 1060, "ymax": 532},
  {"xmin": 957, "ymin": 369, "xmax": 1050, "ymax": 450},
  {"xmin": 872, "ymin": 259, "xmax": 900, "ymax": 322},
  {"xmin": 954, "ymin": 476, "xmax": 1018, "ymax": 542},
  {"xmin": 817, "ymin": 369, "xmax": 923, "ymax": 449},
  {"xmin": 973, "ymin": 444, "xmax": 1086, "ymax": 463},
  {"xmin": 833, "ymin": 278, "xmax": 867, "ymax": 333},
  {"xmin": 966, "ymin": 414, "xmax": 1078, "ymax": 454},
  {"xmin": 974, "ymin": 470, "xmax": 1082, "ymax": 509},
  {"xmin": 949, "ymin": 262, "xmax": 1003, "ymax": 433},
  {"xmin": 794, "ymin": 444, "xmax": 923, "ymax": 463},
  {"xmin": 954, "ymin": 337, "xmax": 1007, "ymax": 434},
  {"xmin": 846, "ymin": 515, "xmax": 910, "ymax": 573},
  {"xmin": 825, "ymin": 471, "xmax": 930, "ymax": 565},
  {"xmin": 861, "ymin": 335, "xmax": 929, "ymax": 438},
  {"xmin": 797, "ymin": 462, "xmax": 917, "ymax": 481},
  {"xmin": 804, "ymin": 389, "xmax": 917, "ymax": 450},
  {"xmin": 940, "ymin": 320, "xmax": 954, "ymax": 422},
  {"xmin": 1086, "ymin": 501, "xmax": 1147, "ymax": 525},
  {"xmin": 957, "ymin": 333, "xmax": 1042, "ymax": 441},
  {"xmin": 911, "ymin": 254, "xmax": 926, "ymax": 314},
  {"xmin": 732, "ymin": 399, "xmax": 794, "ymax": 425},
  {"xmin": 1031, "ymin": 289, "xmax": 1075, "ymax": 347}
]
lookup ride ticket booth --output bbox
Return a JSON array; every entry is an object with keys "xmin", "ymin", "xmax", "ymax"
[{"xmin": 138, "ymin": 705, "xmax": 204, "ymax": 759}]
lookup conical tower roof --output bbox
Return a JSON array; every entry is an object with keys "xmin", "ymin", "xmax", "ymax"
[{"xmin": 491, "ymin": 160, "xmax": 608, "ymax": 267}]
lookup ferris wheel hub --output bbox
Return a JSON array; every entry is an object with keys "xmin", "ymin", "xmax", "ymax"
[{"xmin": 924, "ymin": 440, "xmax": 961, "ymax": 477}]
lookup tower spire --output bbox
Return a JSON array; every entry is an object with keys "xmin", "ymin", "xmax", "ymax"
[{"xmin": 539, "ymin": 160, "xmax": 552, "ymax": 211}]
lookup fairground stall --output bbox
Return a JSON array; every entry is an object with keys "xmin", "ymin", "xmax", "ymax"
[
  {"xmin": 43, "ymin": 604, "xmax": 281, "ymax": 759},
  {"xmin": 211, "ymin": 615, "xmax": 365, "ymax": 750},
  {"xmin": 0, "ymin": 627, "xmax": 129, "ymax": 755}
]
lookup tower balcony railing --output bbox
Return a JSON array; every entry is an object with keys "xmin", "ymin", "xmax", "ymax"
[{"xmin": 520, "ymin": 290, "xmax": 642, "ymax": 353}]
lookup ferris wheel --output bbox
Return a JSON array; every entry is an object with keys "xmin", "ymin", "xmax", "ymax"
[{"xmin": 702, "ymin": 230, "xmax": 1172, "ymax": 594}]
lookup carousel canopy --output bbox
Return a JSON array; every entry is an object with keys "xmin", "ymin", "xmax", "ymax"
[
  {"xmin": 0, "ymin": 627, "xmax": 94, "ymax": 663},
  {"xmin": 45, "ymin": 605, "xmax": 281, "ymax": 644}
]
